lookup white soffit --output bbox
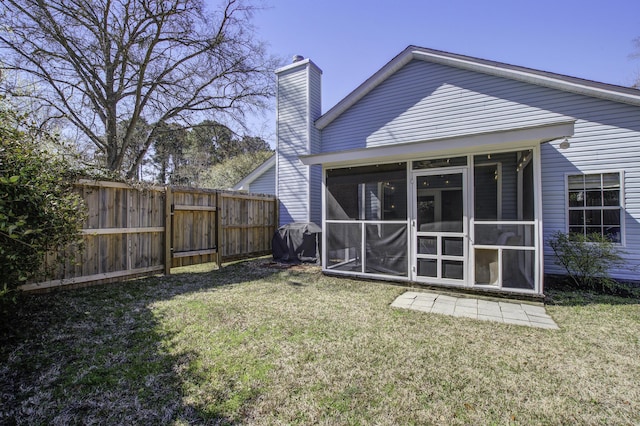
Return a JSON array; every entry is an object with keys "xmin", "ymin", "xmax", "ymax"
[{"xmin": 299, "ymin": 121, "xmax": 575, "ymax": 167}]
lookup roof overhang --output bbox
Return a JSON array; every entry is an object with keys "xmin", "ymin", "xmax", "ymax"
[
  {"xmin": 300, "ymin": 121, "xmax": 575, "ymax": 167},
  {"xmin": 316, "ymin": 46, "xmax": 640, "ymax": 130}
]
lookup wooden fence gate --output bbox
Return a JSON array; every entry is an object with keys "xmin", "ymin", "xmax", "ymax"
[{"xmin": 21, "ymin": 180, "xmax": 277, "ymax": 292}]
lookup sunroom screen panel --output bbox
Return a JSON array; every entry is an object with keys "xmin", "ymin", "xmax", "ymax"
[
  {"xmin": 365, "ymin": 224, "xmax": 408, "ymax": 276},
  {"xmin": 326, "ymin": 163, "xmax": 407, "ymax": 221},
  {"xmin": 326, "ymin": 223, "xmax": 362, "ymax": 271}
]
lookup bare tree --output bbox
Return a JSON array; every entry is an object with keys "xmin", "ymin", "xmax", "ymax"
[{"xmin": 0, "ymin": 0, "xmax": 276, "ymax": 178}]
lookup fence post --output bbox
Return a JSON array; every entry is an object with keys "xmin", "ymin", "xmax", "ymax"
[
  {"xmin": 164, "ymin": 186, "xmax": 173, "ymax": 275},
  {"xmin": 216, "ymin": 191, "xmax": 224, "ymax": 268}
]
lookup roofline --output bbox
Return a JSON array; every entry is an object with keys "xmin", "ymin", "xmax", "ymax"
[
  {"xmin": 315, "ymin": 45, "xmax": 640, "ymax": 130},
  {"xmin": 315, "ymin": 47, "xmax": 414, "ymax": 129},
  {"xmin": 232, "ymin": 154, "xmax": 275, "ymax": 190}
]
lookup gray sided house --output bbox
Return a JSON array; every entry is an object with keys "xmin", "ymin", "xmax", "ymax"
[{"xmin": 269, "ymin": 45, "xmax": 640, "ymax": 296}]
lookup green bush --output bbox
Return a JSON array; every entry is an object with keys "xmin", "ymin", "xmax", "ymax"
[
  {"xmin": 0, "ymin": 105, "xmax": 86, "ymax": 295},
  {"xmin": 548, "ymin": 231, "xmax": 625, "ymax": 293}
]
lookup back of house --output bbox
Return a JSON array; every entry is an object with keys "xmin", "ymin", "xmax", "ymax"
[{"xmin": 271, "ymin": 46, "xmax": 640, "ymax": 296}]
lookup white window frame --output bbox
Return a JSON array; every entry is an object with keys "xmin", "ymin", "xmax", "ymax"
[{"xmin": 564, "ymin": 170, "xmax": 625, "ymax": 246}]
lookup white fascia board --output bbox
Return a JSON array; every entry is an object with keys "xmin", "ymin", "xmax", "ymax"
[
  {"xmin": 232, "ymin": 155, "xmax": 275, "ymax": 190},
  {"xmin": 300, "ymin": 121, "xmax": 575, "ymax": 167}
]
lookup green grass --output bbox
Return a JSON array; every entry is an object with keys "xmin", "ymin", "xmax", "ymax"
[{"xmin": 1, "ymin": 259, "xmax": 639, "ymax": 424}]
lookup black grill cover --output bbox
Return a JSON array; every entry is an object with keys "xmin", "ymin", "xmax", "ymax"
[{"xmin": 272, "ymin": 222, "xmax": 321, "ymax": 263}]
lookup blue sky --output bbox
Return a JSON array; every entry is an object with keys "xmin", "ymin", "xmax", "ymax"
[{"xmin": 241, "ymin": 0, "xmax": 640, "ymax": 142}]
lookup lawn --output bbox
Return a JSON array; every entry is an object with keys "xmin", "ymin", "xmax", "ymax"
[{"xmin": 1, "ymin": 259, "xmax": 639, "ymax": 425}]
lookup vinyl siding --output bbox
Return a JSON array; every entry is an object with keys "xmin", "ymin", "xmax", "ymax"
[
  {"xmin": 309, "ymin": 68, "xmax": 322, "ymax": 155},
  {"xmin": 309, "ymin": 66, "xmax": 323, "ymax": 226},
  {"xmin": 541, "ymin": 106, "xmax": 640, "ymax": 281},
  {"xmin": 320, "ymin": 58, "xmax": 640, "ymax": 282},
  {"xmin": 249, "ymin": 165, "xmax": 276, "ymax": 195},
  {"xmin": 276, "ymin": 62, "xmax": 322, "ymax": 225},
  {"xmin": 322, "ymin": 60, "xmax": 569, "ymax": 152},
  {"xmin": 277, "ymin": 67, "xmax": 309, "ymax": 224},
  {"xmin": 310, "ymin": 164, "xmax": 322, "ymax": 225}
]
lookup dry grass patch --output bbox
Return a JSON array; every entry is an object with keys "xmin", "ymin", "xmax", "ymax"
[{"xmin": 1, "ymin": 259, "xmax": 639, "ymax": 424}]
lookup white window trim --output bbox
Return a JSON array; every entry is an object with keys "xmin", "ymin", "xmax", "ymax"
[{"xmin": 564, "ymin": 170, "xmax": 626, "ymax": 246}]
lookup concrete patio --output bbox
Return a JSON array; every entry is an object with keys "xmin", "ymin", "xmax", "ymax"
[{"xmin": 391, "ymin": 291, "xmax": 558, "ymax": 329}]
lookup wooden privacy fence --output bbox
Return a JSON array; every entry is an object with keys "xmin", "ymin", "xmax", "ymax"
[{"xmin": 21, "ymin": 180, "xmax": 277, "ymax": 292}]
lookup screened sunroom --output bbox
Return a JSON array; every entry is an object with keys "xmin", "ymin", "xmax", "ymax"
[{"xmin": 322, "ymin": 148, "xmax": 541, "ymax": 294}]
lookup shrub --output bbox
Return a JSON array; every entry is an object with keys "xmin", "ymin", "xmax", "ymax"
[
  {"xmin": 548, "ymin": 231, "xmax": 625, "ymax": 293},
  {"xmin": 0, "ymin": 104, "xmax": 86, "ymax": 295}
]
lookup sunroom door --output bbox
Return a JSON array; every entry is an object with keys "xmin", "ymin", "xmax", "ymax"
[{"xmin": 412, "ymin": 170, "xmax": 467, "ymax": 284}]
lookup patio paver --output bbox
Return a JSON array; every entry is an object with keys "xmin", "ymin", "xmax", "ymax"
[{"xmin": 391, "ymin": 291, "xmax": 558, "ymax": 329}]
